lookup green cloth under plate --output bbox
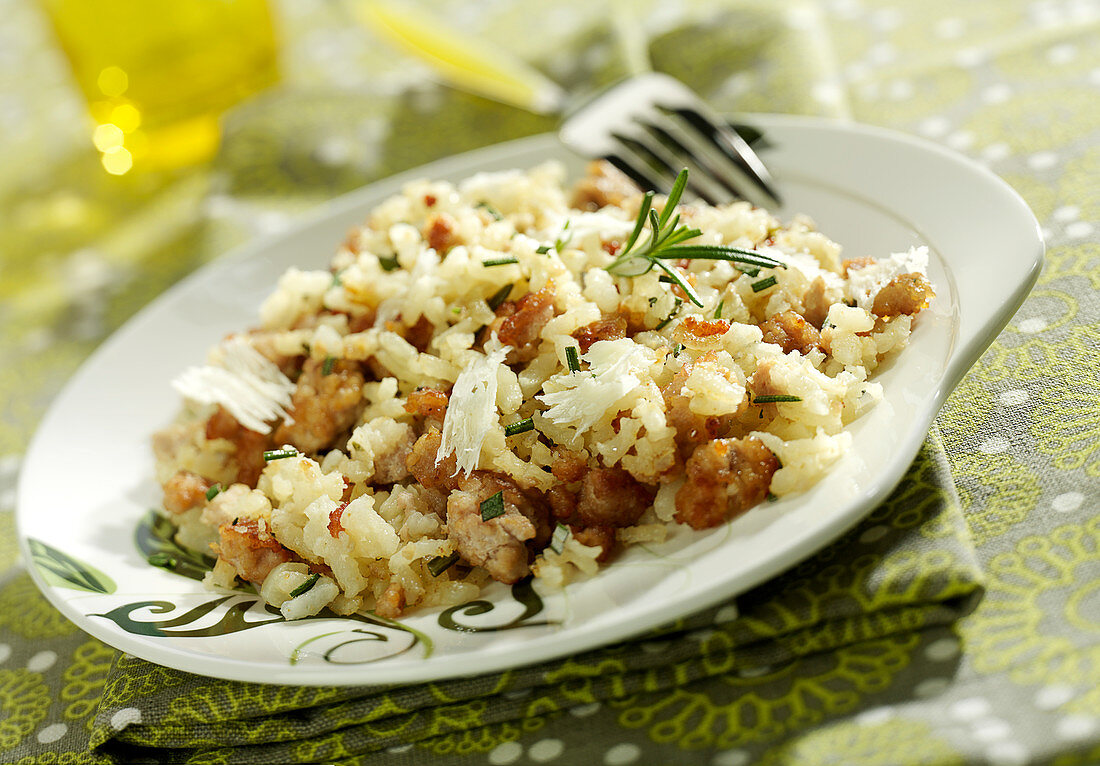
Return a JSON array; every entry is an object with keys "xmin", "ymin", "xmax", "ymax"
[{"xmin": 1, "ymin": 1, "xmax": 1097, "ymax": 764}]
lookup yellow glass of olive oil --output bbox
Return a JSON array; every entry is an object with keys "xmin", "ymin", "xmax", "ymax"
[{"xmin": 39, "ymin": 0, "xmax": 279, "ymax": 174}]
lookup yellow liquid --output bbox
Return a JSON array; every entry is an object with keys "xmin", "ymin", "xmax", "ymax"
[{"xmin": 40, "ymin": 0, "xmax": 279, "ymax": 172}]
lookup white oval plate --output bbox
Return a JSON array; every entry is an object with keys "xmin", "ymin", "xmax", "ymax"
[{"xmin": 17, "ymin": 116, "xmax": 1042, "ymax": 685}]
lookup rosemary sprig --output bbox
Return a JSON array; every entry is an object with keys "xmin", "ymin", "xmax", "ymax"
[{"xmin": 605, "ymin": 169, "xmax": 786, "ymax": 307}]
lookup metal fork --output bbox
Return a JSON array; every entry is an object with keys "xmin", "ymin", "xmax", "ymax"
[
  {"xmin": 559, "ymin": 72, "xmax": 781, "ymax": 209},
  {"xmin": 349, "ymin": 2, "xmax": 779, "ymax": 208}
]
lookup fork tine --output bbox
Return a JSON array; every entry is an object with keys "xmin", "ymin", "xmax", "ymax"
[
  {"xmin": 557, "ymin": 72, "xmax": 782, "ymax": 209},
  {"xmin": 608, "ymin": 132, "xmax": 684, "ymax": 192},
  {"xmin": 664, "ymin": 105, "xmax": 782, "ymax": 208},
  {"xmin": 633, "ymin": 118, "xmax": 738, "ymax": 206},
  {"xmin": 602, "ymin": 149, "xmax": 670, "ymax": 197}
]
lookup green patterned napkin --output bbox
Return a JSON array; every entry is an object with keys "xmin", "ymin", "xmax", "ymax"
[{"xmin": 89, "ymin": 431, "xmax": 983, "ymax": 764}]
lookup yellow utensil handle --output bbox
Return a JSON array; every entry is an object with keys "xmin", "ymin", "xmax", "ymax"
[{"xmin": 349, "ymin": 0, "xmax": 565, "ymax": 114}]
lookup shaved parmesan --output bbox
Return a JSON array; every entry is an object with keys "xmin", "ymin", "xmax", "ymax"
[
  {"xmin": 436, "ymin": 345, "xmax": 510, "ymax": 475},
  {"xmin": 172, "ymin": 337, "xmax": 295, "ymax": 433},
  {"xmin": 537, "ymin": 339, "xmax": 654, "ymax": 435}
]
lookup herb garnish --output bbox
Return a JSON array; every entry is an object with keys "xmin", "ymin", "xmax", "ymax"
[
  {"xmin": 378, "ymin": 254, "xmax": 400, "ymax": 272},
  {"xmin": 555, "ymin": 221, "xmax": 572, "ymax": 252},
  {"xmin": 477, "ymin": 201, "xmax": 503, "ymax": 220},
  {"xmin": 753, "ymin": 394, "xmax": 802, "ymax": 404},
  {"xmin": 655, "ymin": 298, "xmax": 683, "ymax": 331},
  {"xmin": 565, "ymin": 346, "xmax": 581, "ymax": 373},
  {"xmin": 714, "ymin": 299, "xmax": 724, "ymax": 319},
  {"xmin": 605, "ymin": 169, "xmax": 785, "ymax": 306},
  {"xmin": 550, "ymin": 523, "xmax": 570, "ymax": 555},
  {"xmin": 504, "ymin": 417, "xmax": 535, "ymax": 436},
  {"xmin": 480, "ymin": 491, "xmax": 505, "ymax": 521},
  {"xmin": 751, "ymin": 275, "xmax": 778, "ymax": 293},
  {"xmin": 486, "ymin": 283, "xmax": 513, "ymax": 311},
  {"xmin": 205, "ymin": 484, "xmax": 222, "ymax": 502},
  {"xmin": 482, "ymin": 257, "xmax": 518, "ymax": 267},
  {"xmin": 322, "ymin": 356, "xmax": 337, "ymax": 375},
  {"xmin": 427, "ymin": 552, "xmax": 460, "ymax": 577},
  {"xmin": 289, "ymin": 573, "xmax": 320, "ymax": 598},
  {"xmin": 263, "ymin": 448, "xmax": 298, "ymax": 462}
]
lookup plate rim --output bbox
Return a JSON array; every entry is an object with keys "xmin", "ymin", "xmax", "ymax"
[{"xmin": 16, "ymin": 115, "xmax": 1043, "ymax": 685}]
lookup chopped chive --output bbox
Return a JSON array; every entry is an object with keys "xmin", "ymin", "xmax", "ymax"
[
  {"xmin": 655, "ymin": 298, "xmax": 683, "ymax": 331},
  {"xmin": 480, "ymin": 490, "xmax": 505, "ymax": 521},
  {"xmin": 452, "ymin": 306, "xmax": 463, "ymax": 315},
  {"xmin": 752, "ymin": 276, "xmax": 778, "ymax": 293},
  {"xmin": 767, "ymin": 492, "xmax": 778, "ymax": 502},
  {"xmin": 736, "ymin": 264, "xmax": 760, "ymax": 278},
  {"xmin": 331, "ymin": 271, "xmax": 344, "ymax": 287},
  {"xmin": 289, "ymin": 573, "xmax": 320, "ymax": 598},
  {"xmin": 504, "ymin": 418, "xmax": 535, "ymax": 436},
  {"xmin": 753, "ymin": 394, "xmax": 802, "ymax": 404},
  {"xmin": 322, "ymin": 356, "xmax": 337, "ymax": 375},
  {"xmin": 205, "ymin": 484, "xmax": 222, "ymax": 502},
  {"xmin": 486, "ymin": 283, "xmax": 513, "ymax": 311},
  {"xmin": 482, "ymin": 257, "xmax": 518, "ymax": 267},
  {"xmin": 565, "ymin": 346, "xmax": 581, "ymax": 373},
  {"xmin": 263, "ymin": 448, "xmax": 298, "ymax": 462},
  {"xmin": 477, "ymin": 201, "xmax": 503, "ymax": 220},
  {"xmin": 536, "ymin": 244, "xmax": 551, "ymax": 254},
  {"xmin": 714, "ymin": 300, "xmax": 724, "ymax": 319},
  {"xmin": 550, "ymin": 523, "xmax": 570, "ymax": 555},
  {"xmin": 658, "ymin": 275, "xmax": 676, "ymax": 284},
  {"xmin": 554, "ymin": 221, "xmax": 572, "ymax": 252},
  {"xmin": 379, "ymin": 254, "xmax": 400, "ymax": 271},
  {"xmin": 427, "ymin": 552, "xmax": 461, "ymax": 577},
  {"xmin": 673, "ymin": 343, "xmax": 684, "ymax": 356}
]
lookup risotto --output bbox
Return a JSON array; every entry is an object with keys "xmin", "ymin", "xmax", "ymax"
[{"xmin": 152, "ymin": 161, "xmax": 935, "ymax": 620}]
